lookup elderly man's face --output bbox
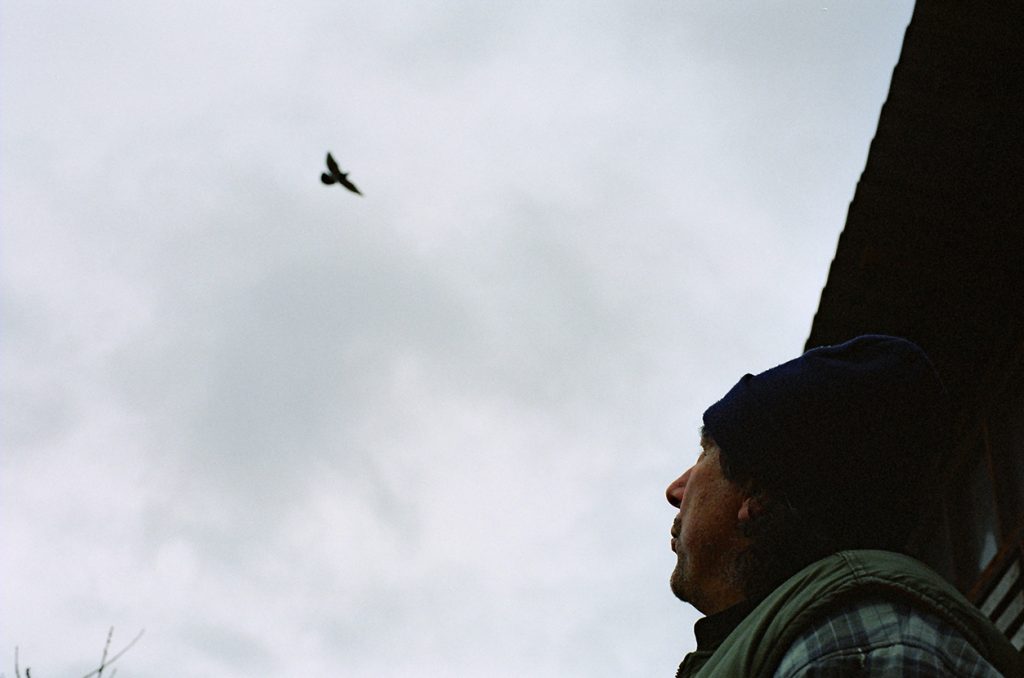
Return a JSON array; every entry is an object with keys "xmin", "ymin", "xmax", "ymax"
[{"xmin": 666, "ymin": 438, "xmax": 751, "ymax": 615}]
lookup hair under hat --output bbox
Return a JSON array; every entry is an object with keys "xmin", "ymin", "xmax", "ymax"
[{"xmin": 702, "ymin": 335, "xmax": 950, "ymax": 550}]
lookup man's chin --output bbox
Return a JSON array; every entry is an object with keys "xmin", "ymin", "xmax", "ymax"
[{"xmin": 669, "ymin": 566, "xmax": 690, "ymax": 603}]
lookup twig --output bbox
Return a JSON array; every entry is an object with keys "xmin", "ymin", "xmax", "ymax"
[
  {"xmin": 14, "ymin": 646, "xmax": 20, "ymax": 678},
  {"xmin": 97, "ymin": 627, "xmax": 113, "ymax": 678},
  {"xmin": 80, "ymin": 629, "xmax": 144, "ymax": 678}
]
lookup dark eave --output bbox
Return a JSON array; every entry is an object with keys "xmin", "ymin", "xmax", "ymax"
[{"xmin": 806, "ymin": 0, "xmax": 1024, "ymax": 428}]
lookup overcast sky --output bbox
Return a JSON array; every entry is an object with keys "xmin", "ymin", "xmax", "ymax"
[{"xmin": 2, "ymin": 2, "xmax": 914, "ymax": 676}]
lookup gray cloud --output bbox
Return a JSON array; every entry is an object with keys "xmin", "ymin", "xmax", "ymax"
[{"xmin": 2, "ymin": 1, "xmax": 915, "ymax": 675}]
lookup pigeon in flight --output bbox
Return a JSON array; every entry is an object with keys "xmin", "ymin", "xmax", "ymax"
[{"xmin": 321, "ymin": 152, "xmax": 362, "ymax": 195}]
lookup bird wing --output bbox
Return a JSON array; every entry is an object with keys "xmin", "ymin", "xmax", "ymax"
[
  {"xmin": 339, "ymin": 176, "xmax": 362, "ymax": 195},
  {"xmin": 325, "ymin": 152, "xmax": 341, "ymax": 176}
]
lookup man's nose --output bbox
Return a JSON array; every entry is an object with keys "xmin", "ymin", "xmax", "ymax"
[{"xmin": 666, "ymin": 468, "xmax": 691, "ymax": 508}]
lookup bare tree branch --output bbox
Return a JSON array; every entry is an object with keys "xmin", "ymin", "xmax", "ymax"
[
  {"xmin": 11, "ymin": 627, "xmax": 143, "ymax": 678},
  {"xmin": 96, "ymin": 630, "xmax": 113, "ymax": 675},
  {"xmin": 96, "ymin": 627, "xmax": 114, "ymax": 678},
  {"xmin": 80, "ymin": 629, "xmax": 144, "ymax": 678}
]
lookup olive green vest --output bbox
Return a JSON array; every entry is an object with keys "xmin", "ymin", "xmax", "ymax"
[{"xmin": 677, "ymin": 550, "xmax": 1022, "ymax": 677}]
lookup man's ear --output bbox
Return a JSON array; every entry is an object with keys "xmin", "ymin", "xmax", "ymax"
[{"xmin": 738, "ymin": 495, "xmax": 763, "ymax": 524}]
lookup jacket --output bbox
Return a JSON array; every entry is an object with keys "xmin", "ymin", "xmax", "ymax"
[{"xmin": 676, "ymin": 550, "xmax": 1022, "ymax": 677}]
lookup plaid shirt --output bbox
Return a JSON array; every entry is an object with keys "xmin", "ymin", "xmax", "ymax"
[{"xmin": 774, "ymin": 596, "xmax": 1006, "ymax": 677}]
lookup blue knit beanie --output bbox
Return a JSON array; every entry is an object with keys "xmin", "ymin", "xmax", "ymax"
[{"xmin": 702, "ymin": 335, "xmax": 949, "ymax": 550}]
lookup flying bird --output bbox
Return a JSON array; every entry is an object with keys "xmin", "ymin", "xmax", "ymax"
[{"xmin": 321, "ymin": 152, "xmax": 362, "ymax": 195}]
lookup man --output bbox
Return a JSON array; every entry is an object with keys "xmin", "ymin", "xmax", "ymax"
[{"xmin": 666, "ymin": 335, "xmax": 1022, "ymax": 677}]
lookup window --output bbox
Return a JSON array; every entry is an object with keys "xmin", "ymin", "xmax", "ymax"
[
  {"xmin": 975, "ymin": 545, "xmax": 1024, "ymax": 650},
  {"xmin": 948, "ymin": 444, "xmax": 1000, "ymax": 588}
]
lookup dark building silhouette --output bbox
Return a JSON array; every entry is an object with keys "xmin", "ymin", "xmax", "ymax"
[{"xmin": 806, "ymin": 1, "xmax": 1024, "ymax": 650}]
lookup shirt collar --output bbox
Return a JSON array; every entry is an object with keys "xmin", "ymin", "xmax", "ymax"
[{"xmin": 693, "ymin": 597, "xmax": 762, "ymax": 651}]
